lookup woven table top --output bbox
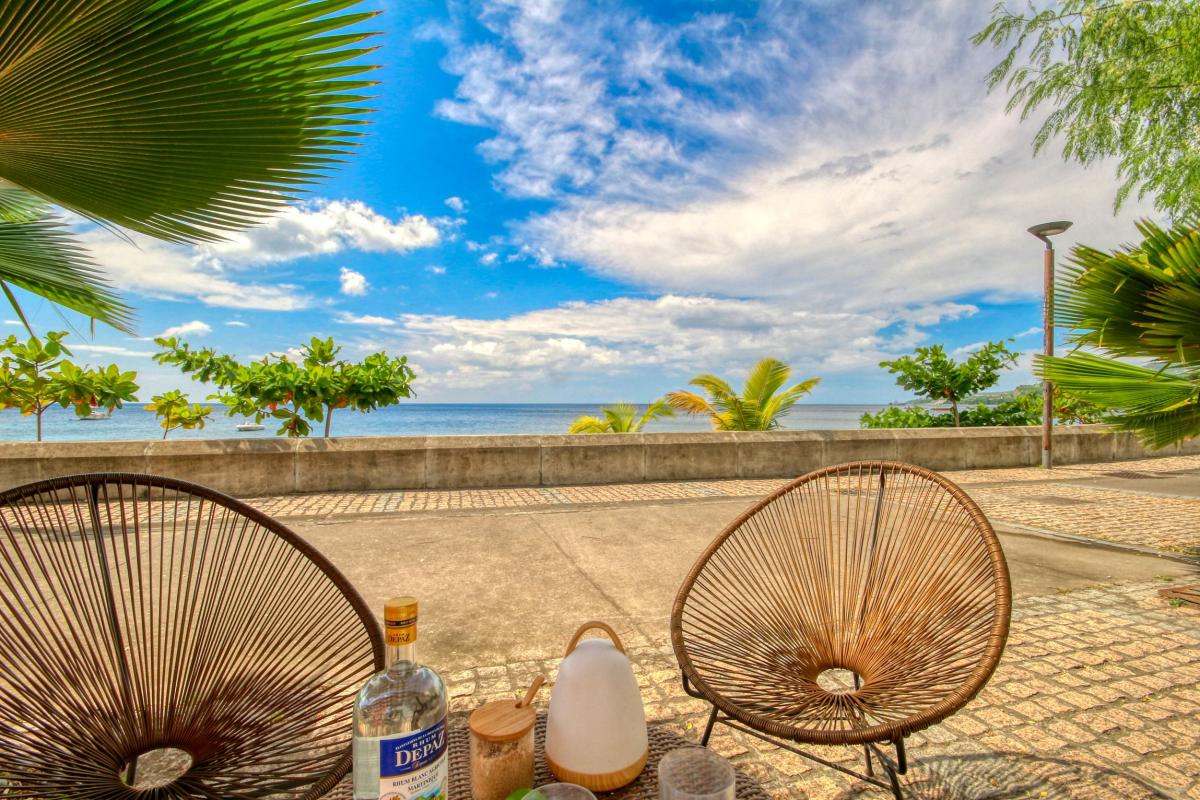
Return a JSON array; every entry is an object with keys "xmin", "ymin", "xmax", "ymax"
[{"xmin": 323, "ymin": 714, "xmax": 769, "ymax": 800}]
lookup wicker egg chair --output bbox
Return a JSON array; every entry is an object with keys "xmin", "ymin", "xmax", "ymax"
[
  {"xmin": 0, "ymin": 473, "xmax": 384, "ymax": 799},
  {"xmin": 671, "ymin": 462, "xmax": 1010, "ymax": 798}
]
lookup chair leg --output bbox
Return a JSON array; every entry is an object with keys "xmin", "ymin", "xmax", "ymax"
[
  {"xmin": 862, "ymin": 743, "xmax": 873, "ymax": 777},
  {"xmin": 882, "ymin": 757, "xmax": 902, "ymax": 799},
  {"xmin": 700, "ymin": 705, "xmax": 719, "ymax": 746}
]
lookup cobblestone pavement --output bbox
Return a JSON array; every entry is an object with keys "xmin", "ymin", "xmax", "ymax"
[
  {"xmin": 443, "ymin": 580, "xmax": 1200, "ymax": 799},
  {"xmin": 248, "ymin": 454, "xmax": 1200, "ymax": 554},
  {"xmin": 243, "ymin": 457, "xmax": 1200, "ymax": 796}
]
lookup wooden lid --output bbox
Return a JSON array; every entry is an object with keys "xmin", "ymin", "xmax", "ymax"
[{"xmin": 469, "ymin": 700, "xmax": 536, "ymax": 743}]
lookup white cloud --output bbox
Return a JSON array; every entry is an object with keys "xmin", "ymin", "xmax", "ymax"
[
  {"xmin": 75, "ymin": 197, "xmax": 443, "ymax": 314},
  {"xmin": 3, "ymin": 320, "xmax": 22, "ymax": 326},
  {"xmin": 357, "ymin": 294, "xmax": 975, "ymax": 395},
  {"xmin": 336, "ymin": 311, "xmax": 396, "ymax": 327},
  {"xmin": 79, "ymin": 228, "xmax": 311, "ymax": 311},
  {"xmin": 225, "ymin": 320, "xmax": 250, "ymax": 328},
  {"xmin": 157, "ymin": 320, "xmax": 211, "ymax": 338},
  {"xmin": 444, "ymin": 196, "xmax": 466, "ymax": 213},
  {"xmin": 1014, "ymin": 326, "xmax": 1042, "ymax": 339},
  {"xmin": 426, "ymin": 265, "xmax": 447, "ymax": 275},
  {"xmin": 200, "ymin": 199, "xmax": 441, "ymax": 266},
  {"xmin": 434, "ymin": 1, "xmax": 1156, "ymax": 320},
  {"xmin": 339, "ymin": 267, "xmax": 369, "ymax": 297},
  {"xmin": 71, "ymin": 344, "xmax": 156, "ymax": 358},
  {"xmin": 479, "ymin": 252, "xmax": 499, "ymax": 266}
]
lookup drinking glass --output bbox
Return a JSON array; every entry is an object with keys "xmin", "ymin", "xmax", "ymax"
[
  {"xmin": 658, "ymin": 747, "xmax": 735, "ymax": 800},
  {"xmin": 529, "ymin": 783, "xmax": 598, "ymax": 800}
]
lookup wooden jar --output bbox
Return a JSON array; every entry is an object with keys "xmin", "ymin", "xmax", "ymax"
[{"xmin": 469, "ymin": 677, "xmax": 543, "ymax": 800}]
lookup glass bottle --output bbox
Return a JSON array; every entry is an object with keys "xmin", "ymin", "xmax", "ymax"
[{"xmin": 352, "ymin": 597, "xmax": 448, "ymax": 800}]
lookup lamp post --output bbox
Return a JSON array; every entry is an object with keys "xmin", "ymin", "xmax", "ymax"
[{"xmin": 1027, "ymin": 220, "xmax": 1072, "ymax": 469}]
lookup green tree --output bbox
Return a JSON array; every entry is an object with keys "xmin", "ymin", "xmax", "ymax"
[
  {"xmin": 0, "ymin": 1, "xmax": 378, "ymax": 331},
  {"xmin": 860, "ymin": 390, "xmax": 1103, "ymax": 429},
  {"xmin": 0, "ymin": 331, "xmax": 138, "ymax": 440},
  {"xmin": 146, "ymin": 391, "xmax": 212, "ymax": 440},
  {"xmin": 50, "ymin": 362, "xmax": 139, "ymax": 417},
  {"xmin": 1038, "ymin": 219, "xmax": 1200, "ymax": 448},
  {"xmin": 974, "ymin": 0, "xmax": 1200, "ymax": 216},
  {"xmin": 155, "ymin": 337, "xmax": 416, "ymax": 438},
  {"xmin": 568, "ymin": 400, "xmax": 674, "ymax": 434},
  {"xmin": 667, "ymin": 358, "xmax": 819, "ymax": 431},
  {"xmin": 860, "ymin": 405, "xmax": 947, "ymax": 429},
  {"xmin": 879, "ymin": 341, "xmax": 1019, "ymax": 427}
]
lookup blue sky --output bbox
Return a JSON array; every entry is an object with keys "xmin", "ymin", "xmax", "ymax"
[{"xmin": 13, "ymin": 0, "xmax": 1157, "ymax": 403}]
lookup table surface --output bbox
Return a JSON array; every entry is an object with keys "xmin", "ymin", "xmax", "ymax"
[{"xmin": 324, "ymin": 713, "xmax": 769, "ymax": 800}]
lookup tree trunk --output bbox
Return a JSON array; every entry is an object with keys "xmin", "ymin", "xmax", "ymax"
[
  {"xmin": 324, "ymin": 406, "xmax": 333, "ymax": 438},
  {"xmin": 36, "ymin": 408, "xmax": 42, "ymax": 442},
  {"xmin": 951, "ymin": 399, "xmax": 960, "ymax": 427}
]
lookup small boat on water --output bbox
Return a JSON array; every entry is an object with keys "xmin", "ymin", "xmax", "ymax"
[
  {"xmin": 79, "ymin": 410, "xmax": 111, "ymax": 421},
  {"xmin": 236, "ymin": 423, "xmax": 265, "ymax": 432}
]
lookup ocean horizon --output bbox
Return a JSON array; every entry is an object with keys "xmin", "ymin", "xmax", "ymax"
[{"xmin": 0, "ymin": 403, "xmax": 887, "ymax": 442}]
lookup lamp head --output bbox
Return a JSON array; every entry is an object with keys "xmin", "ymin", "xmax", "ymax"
[{"xmin": 1027, "ymin": 220, "xmax": 1073, "ymax": 247}]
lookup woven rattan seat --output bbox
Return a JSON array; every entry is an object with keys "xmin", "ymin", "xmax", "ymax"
[
  {"xmin": 671, "ymin": 462, "xmax": 1011, "ymax": 797},
  {"xmin": 0, "ymin": 473, "xmax": 384, "ymax": 799}
]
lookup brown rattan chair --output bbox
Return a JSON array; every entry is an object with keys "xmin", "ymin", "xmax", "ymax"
[
  {"xmin": 671, "ymin": 462, "xmax": 1011, "ymax": 798},
  {"xmin": 0, "ymin": 473, "xmax": 384, "ymax": 798}
]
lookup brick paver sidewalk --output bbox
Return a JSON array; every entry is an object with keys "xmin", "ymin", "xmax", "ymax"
[
  {"xmin": 445, "ymin": 580, "xmax": 1200, "ymax": 799},
  {"xmin": 248, "ymin": 454, "xmax": 1200, "ymax": 555}
]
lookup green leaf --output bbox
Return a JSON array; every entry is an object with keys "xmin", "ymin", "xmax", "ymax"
[
  {"xmin": 0, "ymin": 211, "xmax": 134, "ymax": 332},
  {"xmin": 668, "ymin": 358, "xmax": 818, "ymax": 431},
  {"xmin": 0, "ymin": 0, "xmax": 381, "ymax": 243}
]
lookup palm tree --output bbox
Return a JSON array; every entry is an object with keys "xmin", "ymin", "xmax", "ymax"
[
  {"xmin": 0, "ymin": 0, "xmax": 379, "ymax": 332},
  {"xmin": 1038, "ymin": 219, "xmax": 1200, "ymax": 448},
  {"xmin": 667, "ymin": 357, "xmax": 820, "ymax": 431},
  {"xmin": 568, "ymin": 400, "xmax": 674, "ymax": 434}
]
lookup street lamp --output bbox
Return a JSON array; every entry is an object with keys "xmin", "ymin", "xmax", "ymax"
[{"xmin": 1027, "ymin": 220, "xmax": 1072, "ymax": 469}]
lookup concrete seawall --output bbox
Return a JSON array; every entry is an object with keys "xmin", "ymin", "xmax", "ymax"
[{"xmin": 1, "ymin": 426, "xmax": 1196, "ymax": 497}]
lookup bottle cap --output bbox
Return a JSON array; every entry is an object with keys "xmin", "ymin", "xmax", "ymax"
[{"xmin": 384, "ymin": 596, "xmax": 418, "ymax": 646}]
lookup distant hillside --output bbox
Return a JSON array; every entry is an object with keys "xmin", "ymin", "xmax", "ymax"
[{"xmin": 963, "ymin": 384, "xmax": 1041, "ymax": 404}]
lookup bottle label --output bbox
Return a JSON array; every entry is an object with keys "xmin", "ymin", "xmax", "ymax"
[
  {"xmin": 358, "ymin": 718, "xmax": 448, "ymax": 800},
  {"xmin": 385, "ymin": 613, "xmax": 418, "ymax": 647}
]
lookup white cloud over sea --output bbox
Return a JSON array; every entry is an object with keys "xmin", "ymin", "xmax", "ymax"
[{"xmin": 412, "ymin": 0, "xmax": 1154, "ymax": 397}]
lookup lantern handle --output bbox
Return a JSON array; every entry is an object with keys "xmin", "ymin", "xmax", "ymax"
[{"xmin": 565, "ymin": 621, "xmax": 626, "ymax": 656}]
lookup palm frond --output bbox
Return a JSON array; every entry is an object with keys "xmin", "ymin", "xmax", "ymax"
[
  {"xmin": 667, "ymin": 390, "xmax": 716, "ymax": 418},
  {"xmin": 602, "ymin": 402, "xmax": 638, "ymax": 433},
  {"xmin": 1103, "ymin": 405, "xmax": 1200, "ymax": 450},
  {"xmin": 1046, "ymin": 219, "xmax": 1200, "ymax": 446},
  {"xmin": 0, "ymin": 0, "xmax": 380, "ymax": 243},
  {"xmin": 567, "ymin": 415, "xmax": 609, "ymax": 434},
  {"xmin": 1055, "ymin": 220, "xmax": 1200, "ymax": 363},
  {"xmin": 0, "ymin": 210, "xmax": 134, "ymax": 333},
  {"xmin": 1038, "ymin": 353, "xmax": 1200, "ymax": 448},
  {"xmin": 688, "ymin": 374, "xmax": 736, "ymax": 402},
  {"xmin": 0, "ymin": 188, "xmax": 45, "ymax": 223},
  {"xmin": 634, "ymin": 398, "xmax": 674, "ymax": 432},
  {"xmin": 743, "ymin": 357, "xmax": 790, "ymax": 408},
  {"xmin": 759, "ymin": 376, "xmax": 820, "ymax": 428}
]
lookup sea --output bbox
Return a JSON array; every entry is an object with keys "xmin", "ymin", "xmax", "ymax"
[{"xmin": 0, "ymin": 403, "xmax": 885, "ymax": 442}]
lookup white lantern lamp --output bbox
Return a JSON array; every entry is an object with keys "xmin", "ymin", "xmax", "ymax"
[{"xmin": 544, "ymin": 622, "xmax": 649, "ymax": 792}]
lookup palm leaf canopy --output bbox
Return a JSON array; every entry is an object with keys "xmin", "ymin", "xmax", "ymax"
[
  {"xmin": 0, "ymin": 200, "xmax": 134, "ymax": 332},
  {"xmin": 568, "ymin": 400, "xmax": 674, "ymax": 434},
  {"xmin": 1038, "ymin": 219, "xmax": 1200, "ymax": 448},
  {"xmin": 668, "ymin": 357, "xmax": 819, "ymax": 431},
  {"xmin": 0, "ymin": 0, "xmax": 379, "ymax": 330}
]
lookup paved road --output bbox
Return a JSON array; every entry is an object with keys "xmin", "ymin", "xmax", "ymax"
[
  {"xmin": 293, "ymin": 496, "xmax": 1195, "ymax": 672},
  {"xmin": 277, "ymin": 457, "xmax": 1200, "ymax": 798}
]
